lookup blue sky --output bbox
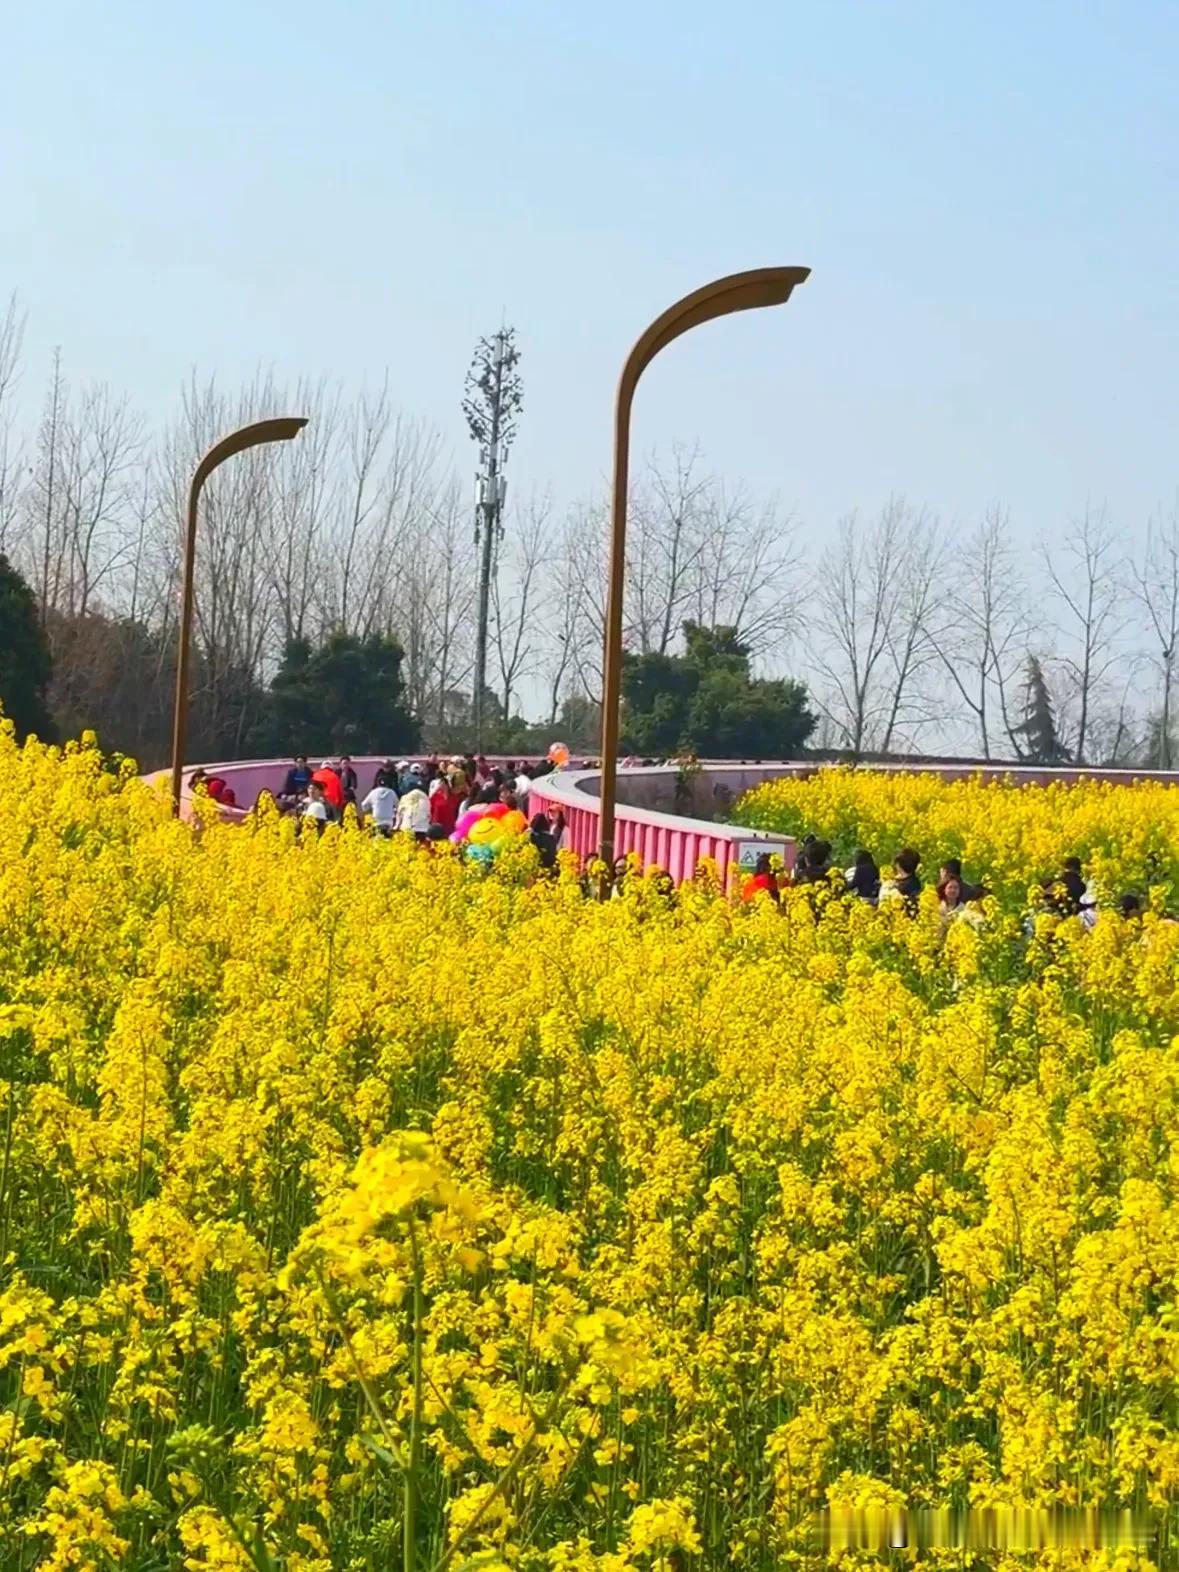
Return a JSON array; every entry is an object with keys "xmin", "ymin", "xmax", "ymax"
[{"xmin": 4, "ymin": 0, "xmax": 1177, "ymax": 536}]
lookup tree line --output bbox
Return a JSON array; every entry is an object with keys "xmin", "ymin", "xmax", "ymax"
[{"xmin": 0, "ymin": 290, "xmax": 1175, "ymax": 768}]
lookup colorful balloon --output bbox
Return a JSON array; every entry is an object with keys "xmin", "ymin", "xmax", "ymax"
[
  {"xmin": 468, "ymin": 815, "xmax": 509, "ymax": 848},
  {"xmin": 452, "ymin": 806, "xmax": 489, "ymax": 841},
  {"xmin": 547, "ymin": 742, "xmax": 570, "ymax": 769}
]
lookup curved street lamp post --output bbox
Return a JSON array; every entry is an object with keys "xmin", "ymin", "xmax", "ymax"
[
  {"xmin": 596, "ymin": 266, "xmax": 811, "ymax": 879},
  {"xmin": 169, "ymin": 417, "xmax": 309, "ymax": 813}
]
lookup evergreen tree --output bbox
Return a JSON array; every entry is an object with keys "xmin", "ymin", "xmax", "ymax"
[
  {"xmin": 1015, "ymin": 656, "xmax": 1068, "ymax": 763},
  {"xmin": 253, "ymin": 633, "xmax": 419, "ymax": 757},
  {"xmin": 621, "ymin": 621, "xmax": 815, "ymax": 758},
  {"xmin": 0, "ymin": 553, "xmax": 55, "ymax": 741}
]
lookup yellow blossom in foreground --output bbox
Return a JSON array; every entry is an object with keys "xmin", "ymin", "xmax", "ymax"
[{"xmin": 0, "ymin": 727, "xmax": 1174, "ymax": 1569}]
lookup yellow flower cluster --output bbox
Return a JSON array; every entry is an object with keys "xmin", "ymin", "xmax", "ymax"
[
  {"xmin": 0, "ymin": 728, "xmax": 1175, "ymax": 1570},
  {"xmin": 737, "ymin": 766, "xmax": 1179, "ymax": 907}
]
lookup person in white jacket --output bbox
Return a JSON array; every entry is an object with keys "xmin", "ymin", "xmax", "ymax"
[
  {"xmin": 395, "ymin": 787, "xmax": 431, "ymax": 839},
  {"xmin": 361, "ymin": 774, "xmax": 399, "ymax": 836}
]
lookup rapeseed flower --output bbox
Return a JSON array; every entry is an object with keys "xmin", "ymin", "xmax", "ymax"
[{"xmin": 0, "ymin": 728, "xmax": 1174, "ymax": 1567}]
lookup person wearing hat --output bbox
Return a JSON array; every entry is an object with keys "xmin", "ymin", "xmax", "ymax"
[
  {"xmin": 404, "ymin": 761, "xmax": 426, "ymax": 799},
  {"xmin": 301, "ymin": 779, "xmax": 330, "ymax": 834},
  {"xmin": 311, "ymin": 762, "xmax": 345, "ymax": 814},
  {"xmin": 395, "ymin": 783, "xmax": 431, "ymax": 840},
  {"xmin": 395, "ymin": 760, "xmax": 415, "ymax": 796}
]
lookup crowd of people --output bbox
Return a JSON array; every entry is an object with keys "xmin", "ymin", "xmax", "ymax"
[
  {"xmin": 188, "ymin": 757, "xmax": 1163, "ymax": 924},
  {"xmin": 191, "ymin": 754, "xmax": 566, "ymax": 867},
  {"xmin": 742, "ymin": 837, "xmax": 1156, "ymax": 927}
]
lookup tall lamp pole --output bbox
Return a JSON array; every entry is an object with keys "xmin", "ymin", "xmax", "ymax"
[
  {"xmin": 596, "ymin": 267, "xmax": 810, "ymax": 875},
  {"xmin": 169, "ymin": 417, "xmax": 308, "ymax": 814}
]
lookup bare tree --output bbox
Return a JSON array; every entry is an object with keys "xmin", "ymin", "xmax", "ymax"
[
  {"xmin": 1042, "ymin": 509, "xmax": 1129, "ymax": 763},
  {"xmin": 268, "ymin": 377, "xmax": 342, "ymax": 648},
  {"xmin": 558, "ymin": 501, "xmax": 609, "ymax": 704},
  {"xmin": 0, "ymin": 292, "xmax": 26, "ymax": 552},
  {"xmin": 626, "ymin": 445, "xmax": 710, "ymax": 654},
  {"xmin": 620, "ymin": 446, "xmax": 801, "ymax": 664},
  {"xmin": 356, "ymin": 413, "xmax": 446, "ymax": 642},
  {"xmin": 1083, "ymin": 664, "xmax": 1149, "ymax": 767},
  {"xmin": 57, "ymin": 383, "xmax": 143, "ymax": 617},
  {"xmin": 394, "ymin": 479, "xmax": 476, "ymax": 728},
  {"xmin": 927, "ymin": 507, "xmax": 1030, "ymax": 758},
  {"xmin": 333, "ymin": 378, "xmax": 391, "ymax": 635},
  {"xmin": 878, "ymin": 517, "xmax": 944, "ymax": 753},
  {"xmin": 490, "ymin": 494, "xmax": 549, "ymax": 721},
  {"xmin": 810, "ymin": 499, "xmax": 940, "ymax": 755},
  {"xmin": 539, "ymin": 513, "xmax": 590, "ymax": 724},
  {"xmin": 686, "ymin": 481, "xmax": 801, "ymax": 662},
  {"xmin": 24, "ymin": 349, "xmax": 66, "ymax": 614},
  {"xmin": 1130, "ymin": 500, "xmax": 1179, "ymax": 766},
  {"xmin": 324, "ymin": 386, "xmax": 446, "ymax": 640}
]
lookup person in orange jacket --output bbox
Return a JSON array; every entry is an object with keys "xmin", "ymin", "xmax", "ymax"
[
  {"xmin": 742, "ymin": 852, "xmax": 780, "ymax": 904},
  {"xmin": 311, "ymin": 762, "xmax": 345, "ymax": 814}
]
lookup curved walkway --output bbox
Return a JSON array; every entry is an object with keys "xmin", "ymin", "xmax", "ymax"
[
  {"xmin": 144, "ymin": 755, "xmax": 1179, "ymax": 890},
  {"xmin": 141, "ymin": 755, "xmax": 794, "ymax": 885}
]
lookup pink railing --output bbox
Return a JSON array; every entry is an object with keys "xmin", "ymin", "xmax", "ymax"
[
  {"xmin": 141, "ymin": 754, "xmax": 1179, "ymax": 890},
  {"xmin": 140, "ymin": 756, "xmax": 526, "ymax": 826},
  {"xmin": 524, "ymin": 766, "xmax": 794, "ymax": 888},
  {"xmin": 139, "ymin": 755, "xmax": 794, "ymax": 888}
]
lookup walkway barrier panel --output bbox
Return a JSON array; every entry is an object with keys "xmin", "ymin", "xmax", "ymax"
[{"xmin": 142, "ymin": 755, "xmax": 1179, "ymax": 886}]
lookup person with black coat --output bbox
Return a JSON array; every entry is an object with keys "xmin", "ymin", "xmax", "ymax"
[
  {"xmin": 280, "ymin": 756, "xmax": 312, "ymax": 803},
  {"xmin": 529, "ymin": 812, "xmax": 559, "ymax": 873},
  {"xmin": 845, "ymin": 848, "xmax": 881, "ymax": 902},
  {"xmin": 793, "ymin": 839, "xmax": 834, "ymax": 886},
  {"xmin": 1042, "ymin": 856, "xmax": 1086, "ymax": 916},
  {"xmin": 889, "ymin": 847, "xmax": 923, "ymax": 912}
]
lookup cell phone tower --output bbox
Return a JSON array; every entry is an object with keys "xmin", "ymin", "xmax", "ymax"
[{"xmin": 463, "ymin": 326, "xmax": 523, "ymax": 752}]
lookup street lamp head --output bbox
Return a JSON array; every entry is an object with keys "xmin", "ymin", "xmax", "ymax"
[
  {"xmin": 627, "ymin": 267, "xmax": 810, "ymax": 393},
  {"xmin": 256, "ymin": 416, "xmax": 309, "ymax": 443},
  {"xmin": 192, "ymin": 417, "xmax": 308, "ymax": 495}
]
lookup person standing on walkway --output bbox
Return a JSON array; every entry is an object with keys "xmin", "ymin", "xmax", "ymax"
[{"xmin": 362, "ymin": 771, "xmax": 399, "ymax": 836}]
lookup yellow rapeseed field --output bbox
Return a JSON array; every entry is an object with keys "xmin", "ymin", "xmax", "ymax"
[
  {"xmin": 1, "ymin": 734, "xmax": 1177, "ymax": 1571},
  {"xmin": 735, "ymin": 767, "xmax": 1179, "ymax": 909}
]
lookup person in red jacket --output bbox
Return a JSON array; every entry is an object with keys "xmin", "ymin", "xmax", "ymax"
[
  {"xmin": 742, "ymin": 852, "xmax": 780, "ymax": 904},
  {"xmin": 430, "ymin": 771, "xmax": 466, "ymax": 835},
  {"xmin": 204, "ymin": 776, "xmax": 238, "ymax": 808},
  {"xmin": 311, "ymin": 763, "xmax": 345, "ymax": 814}
]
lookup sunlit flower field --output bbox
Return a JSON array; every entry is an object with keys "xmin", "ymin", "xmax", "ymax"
[
  {"xmin": 735, "ymin": 767, "xmax": 1179, "ymax": 909},
  {"xmin": 1, "ymin": 734, "xmax": 1176, "ymax": 1571}
]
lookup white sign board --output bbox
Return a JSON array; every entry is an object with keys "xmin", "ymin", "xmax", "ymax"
[{"xmin": 735, "ymin": 837, "xmax": 791, "ymax": 870}]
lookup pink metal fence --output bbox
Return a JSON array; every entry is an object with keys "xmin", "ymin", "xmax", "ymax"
[
  {"xmin": 518, "ymin": 767, "xmax": 793, "ymax": 889},
  {"xmin": 140, "ymin": 756, "xmax": 795, "ymax": 888},
  {"xmin": 142, "ymin": 755, "xmax": 1179, "ymax": 889}
]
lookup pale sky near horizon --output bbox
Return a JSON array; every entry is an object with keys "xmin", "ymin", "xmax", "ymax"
[{"xmin": 4, "ymin": 0, "xmax": 1178, "ymax": 542}]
